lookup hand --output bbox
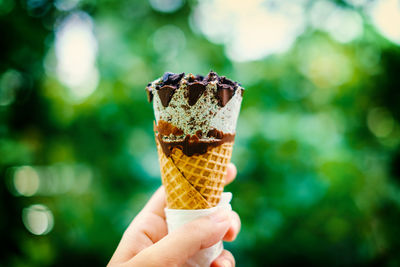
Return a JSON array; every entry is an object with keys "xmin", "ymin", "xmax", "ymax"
[{"xmin": 108, "ymin": 163, "xmax": 240, "ymax": 267}]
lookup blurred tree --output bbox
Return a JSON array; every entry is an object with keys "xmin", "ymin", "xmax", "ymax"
[{"xmin": 1, "ymin": 0, "xmax": 400, "ymax": 266}]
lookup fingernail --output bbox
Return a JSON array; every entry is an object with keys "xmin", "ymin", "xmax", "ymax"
[
  {"xmin": 222, "ymin": 259, "xmax": 231, "ymax": 267},
  {"xmin": 210, "ymin": 209, "xmax": 229, "ymax": 223}
]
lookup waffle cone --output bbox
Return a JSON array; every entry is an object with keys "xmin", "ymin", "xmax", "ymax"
[{"xmin": 156, "ymin": 139, "xmax": 233, "ymax": 209}]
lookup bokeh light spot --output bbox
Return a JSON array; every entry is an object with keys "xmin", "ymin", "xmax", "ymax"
[
  {"xmin": 370, "ymin": 0, "xmax": 400, "ymax": 45},
  {"xmin": 299, "ymin": 41, "xmax": 353, "ymax": 89},
  {"xmin": 10, "ymin": 164, "xmax": 93, "ymax": 196},
  {"xmin": 345, "ymin": 0, "xmax": 370, "ymax": 7},
  {"xmin": 367, "ymin": 107, "xmax": 394, "ymax": 138},
  {"xmin": 22, "ymin": 204, "xmax": 54, "ymax": 235},
  {"xmin": 0, "ymin": 69, "xmax": 22, "ymax": 106},
  {"xmin": 54, "ymin": 0, "xmax": 80, "ymax": 11},
  {"xmin": 55, "ymin": 12, "xmax": 99, "ymax": 101},
  {"xmin": 310, "ymin": 1, "xmax": 363, "ymax": 43},
  {"xmin": 152, "ymin": 25, "xmax": 186, "ymax": 60},
  {"xmin": 149, "ymin": 0, "xmax": 184, "ymax": 13},
  {"xmin": 192, "ymin": 0, "xmax": 306, "ymax": 62},
  {"xmin": 13, "ymin": 166, "xmax": 40, "ymax": 197},
  {"xmin": 295, "ymin": 113, "xmax": 341, "ymax": 150},
  {"xmin": 140, "ymin": 151, "xmax": 160, "ymax": 179}
]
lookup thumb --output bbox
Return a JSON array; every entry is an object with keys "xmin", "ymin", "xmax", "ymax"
[{"xmin": 128, "ymin": 209, "xmax": 231, "ymax": 267}]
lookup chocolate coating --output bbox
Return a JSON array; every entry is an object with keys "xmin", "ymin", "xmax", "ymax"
[
  {"xmin": 154, "ymin": 121, "xmax": 235, "ymax": 156},
  {"xmin": 155, "ymin": 120, "xmax": 184, "ymax": 136},
  {"xmin": 156, "ymin": 133, "xmax": 235, "ymax": 156}
]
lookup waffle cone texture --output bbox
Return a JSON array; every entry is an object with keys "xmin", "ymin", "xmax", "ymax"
[{"xmin": 156, "ymin": 138, "xmax": 233, "ymax": 209}]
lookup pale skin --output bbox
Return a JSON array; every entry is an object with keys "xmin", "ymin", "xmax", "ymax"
[{"xmin": 108, "ymin": 163, "xmax": 241, "ymax": 267}]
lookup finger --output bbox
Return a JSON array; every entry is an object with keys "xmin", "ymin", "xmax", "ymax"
[
  {"xmin": 125, "ymin": 186, "xmax": 168, "ymax": 244},
  {"xmin": 141, "ymin": 186, "xmax": 166, "ymax": 219},
  {"xmin": 127, "ymin": 209, "xmax": 231, "ymax": 267},
  {"xmin": 211, "ymin": 250, "xmax": 235, "ymax": 267},
  {"xmin": 224, "ymin": 163, "xmax": 237, "ymax": 186},
  {"xmin": 223, "ymin": 211, "xmax": 241, "ymax": 242},
  {"xmin": 108, "ymin": 187, "xmax": 167, "ymax": 265}
]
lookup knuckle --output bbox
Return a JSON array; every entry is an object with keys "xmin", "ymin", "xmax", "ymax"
[
  {"xmin": 140, "ymin": 212, "xmax": 157, "ymax": 225},
  {"xmin": 184, "ymin": 219, "xmax": 205, "ymax": 235},
  {"xmin": 232, "ymin": 211, "xmax": 241, "ymax": 230},
  {"xmin": 135, "ymin": 249, "xmax": 174, "ymax": 267},
  {"xmin": 225, "ymin": 250, "xmax": 236, "ymax": 266}
]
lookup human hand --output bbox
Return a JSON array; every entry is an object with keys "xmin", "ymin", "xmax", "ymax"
[{"xmin": 108, "ymin": 163, "xmax": 240, "ymax": 267}]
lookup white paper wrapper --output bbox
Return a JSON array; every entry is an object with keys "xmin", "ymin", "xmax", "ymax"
[{"xmin": 164, "ymin": 192, "xmax": 233, "ymax": 267}]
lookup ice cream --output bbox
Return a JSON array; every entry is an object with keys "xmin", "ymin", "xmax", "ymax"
[{"xmin": 146, "ymin": 71, "xmax": 244, "ymax": 209}]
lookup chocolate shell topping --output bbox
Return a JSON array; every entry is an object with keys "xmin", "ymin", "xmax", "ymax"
[
  {"xmin": 161, "ymin": 72, "xmax": 185, "ymax": 86},
  {"xmin": 187, "ymin": 82, "xmax": 207, "ymax": 106},
  {"xmin": 188, "ymin": 74, "xmax": 204, "ymax": 82},
  {"xmin": 145, "ymin": 82, "xmax": 153, "ymax": 102},
  {"xmin": 154, "ymin": 72, "xmax": 185, "ymax": 107},
  {"xmin": 158, "ymin": 85, "xmax": 176, "ymax": 107},
  {"xmin": 217, "ymin": 86, "xmax": 234, "ymax": 107},
  {"xmin": 145, "ymin": 71, "xmax": 243, "ymax": 107},
  {"xmin": 205, "ymin": 71, "xmax": 218, "ymax": 82}
]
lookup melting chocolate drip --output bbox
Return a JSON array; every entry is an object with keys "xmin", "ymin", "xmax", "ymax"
[
  {"xmin": 154, "ymin": 121, "xmax": 235, "ymax": 156},
  {"xmin": 156, "ymin": 133, "xmax": 235, "ymax": 157},
  {"xmin": 187, "ymin": 82, "xmax": 207, "ymax": 106},
  {"xmin": 158, "ymin": 85, "xmax": 176, "ymax": 107},
  {"xmin": 155, "ymin": 120, "xmax": 184, "ymax": 136},
  {"xmin": 207, "ymin": 128, "xmax": 224, "ymax": 139}
]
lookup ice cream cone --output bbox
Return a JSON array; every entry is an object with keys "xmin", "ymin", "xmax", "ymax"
[
  {"xmin": 146, "ymin": 71, "xmax": 243, "ymax": 210},
  {"xmin": 156, "ymin": 138, "xmax": 234, "ymax": 209}
]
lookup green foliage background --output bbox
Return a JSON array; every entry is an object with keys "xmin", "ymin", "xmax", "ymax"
[{"xmin": 1, "ymin": 0, "xmax": 400, "ymax": 266}]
